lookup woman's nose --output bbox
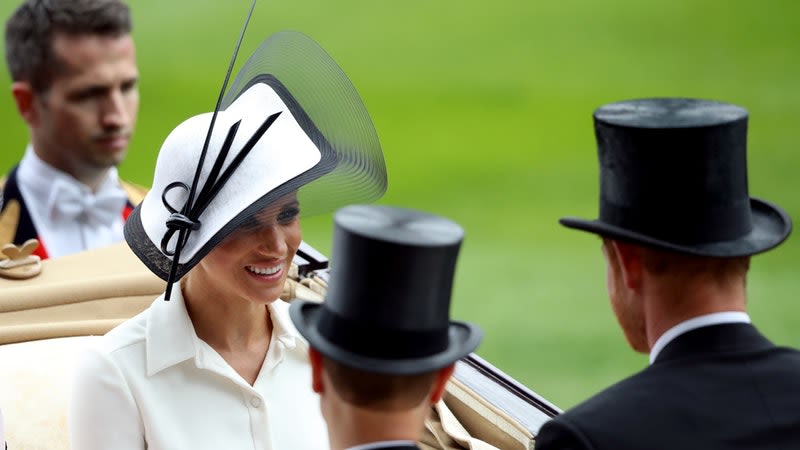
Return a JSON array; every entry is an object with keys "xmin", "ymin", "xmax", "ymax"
[{"xmin": 257, "ymin": 225, "xmax": 287, "ymax": 254}]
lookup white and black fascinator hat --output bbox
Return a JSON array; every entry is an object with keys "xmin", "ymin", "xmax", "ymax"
[{"xmin": 125, "ymin": 5, "xmax": 386, "ymax": 299}]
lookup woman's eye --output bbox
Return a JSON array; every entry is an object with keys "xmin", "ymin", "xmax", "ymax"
[
  {"xmin": 277, "ymin": 207, "xmax": 300, "ymax": 224},
  {"xmin": 236, "ymin": 217, "xmax": 261, "ymax": 232}
]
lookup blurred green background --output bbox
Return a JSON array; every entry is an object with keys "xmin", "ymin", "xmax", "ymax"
[{"xmin": 2, "ymin": 0, "xmax": 798, "ymax": 410}]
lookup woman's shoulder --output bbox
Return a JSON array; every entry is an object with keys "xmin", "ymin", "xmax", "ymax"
[
  {"xmin": 269, "ymin": 299, "xmax": 301, "ymax": 337},
  {"xmin": 98, "ymin": 307, "xmax": 151, "ymax": 356},
  {"xmin": 72, "ymin": 309, "xmax": 151, "ymax": 386},
  {"xmin": 268, "ymin": 299, "xmax": 311, "ymax": 354}
]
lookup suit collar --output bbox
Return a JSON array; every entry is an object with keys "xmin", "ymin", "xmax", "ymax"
[
  {"xmin": 654, "ymin": 322, "xmax": 773, "ymax": 364},
  {"xmin": 649, "ymin": 312, "xmax": 750, "ymax": 364}
]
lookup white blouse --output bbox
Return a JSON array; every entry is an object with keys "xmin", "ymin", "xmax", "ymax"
[{"xmin": 69, "ymin": 288, "xmax": 329, "ymax": 450}]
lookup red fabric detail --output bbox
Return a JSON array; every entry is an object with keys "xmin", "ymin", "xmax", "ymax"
[
  {"xmin": 33, "ymin": 237, "xmax": 49, "ymax": 260},
  {"xmin": 28, "ymin": 207, "xmax": 131, "ymax": 261}
]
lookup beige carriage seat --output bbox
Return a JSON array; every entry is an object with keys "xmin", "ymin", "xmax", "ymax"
[{"xmin": 0, "ymin": 242, "xmax": 553, "ymax": 450}]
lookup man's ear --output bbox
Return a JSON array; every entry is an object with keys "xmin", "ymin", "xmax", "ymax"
[
  {"xmin": 611, "ymin": 240, "xmax": 643, "ymax": 290},
  {"xmin": 11, "ymin": 81, "xmax": 38, "ymax": 126},
  {"xmin": 308, "ymin": 348, "xmax": 325, "ymax": 394},
  {"xmin": 429, "ymin": 364, "xmax": 455, "ymax": 404}
]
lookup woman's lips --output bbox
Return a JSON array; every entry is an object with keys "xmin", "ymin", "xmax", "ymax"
[{"xmin": 245, "ymin": 262, "xmax": 284, "ymax": 282}]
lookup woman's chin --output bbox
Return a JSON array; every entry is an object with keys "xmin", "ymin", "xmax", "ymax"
[{"xmin": 250, "ymin": 281, "xmax": 288, "ymax": 305}]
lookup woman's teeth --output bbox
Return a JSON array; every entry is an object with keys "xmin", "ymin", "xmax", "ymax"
[{"xmin": 247, "ymin": 265, "xmax": 281, "ymax": 276}]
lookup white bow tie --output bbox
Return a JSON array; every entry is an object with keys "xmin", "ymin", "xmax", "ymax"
[{"xmin": 47, "ymin": 178, "xmax": 128, "ymax": 228}]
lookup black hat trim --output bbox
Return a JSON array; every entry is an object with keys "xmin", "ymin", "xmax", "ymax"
[
  {"xmin": 316, "ymin": 308, "xmax": 449, "ymax": 359},
  {"xmin": 291, "ymin": 301, "xmax": 483, "ymax": 375},
  {"xmin": 560, "ymin": 197, "xmax": 792, "ymax": 257}
]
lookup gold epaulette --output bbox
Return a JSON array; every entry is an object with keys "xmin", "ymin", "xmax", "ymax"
[
  {"xmin": 120, "ymin": 179, "xmax": 148, "ymax": 206},
  {"xmin": 0, "ymin": 199, "xmax": 21, "ymax": 248}
]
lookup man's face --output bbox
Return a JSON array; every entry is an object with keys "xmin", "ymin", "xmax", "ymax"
[{"xmin": 29, "ymin": 32, "xmax": 139, "ymax": 180}]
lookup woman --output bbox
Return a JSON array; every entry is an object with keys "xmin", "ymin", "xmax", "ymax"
[{"xmin": 69, "ymin": 31, "xmax": 386, "ymax": 450}]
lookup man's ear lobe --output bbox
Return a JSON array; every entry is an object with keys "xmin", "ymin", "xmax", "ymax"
[
  {"xmin": 612, "ymin": 241, "xmax": 643, "ymax": 290},
  {"xmin": 429, "ymin": 364, "xmax": 456, "ymax": 403},
  {"xmin": 308, "ymin": 348, "xmax": 325, "ymax": 394},
  {"xmin": 11, "ymin": 82, "xmax": 38, "ymax": 125}
]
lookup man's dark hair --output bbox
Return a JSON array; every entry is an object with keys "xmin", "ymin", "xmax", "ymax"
[
  {"xmin": 323, "ymin": 356, "xmax": 439, "ymax": 411},
  {"xmin": 4, "ymin": 0, "xmax": 132, "ymax": 92},
  {"xmin": 602, "ymin": 238, "xmax": 751, "ymax": 283}
]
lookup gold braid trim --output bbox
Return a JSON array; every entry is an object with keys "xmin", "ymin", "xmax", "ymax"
[
  {"xmin": 0, "ymin": 199, "xmax": 21, "ymax": 249},
  {"xmin": 119, "ymin": 180, "xmax": 148, "ymax": 206}
]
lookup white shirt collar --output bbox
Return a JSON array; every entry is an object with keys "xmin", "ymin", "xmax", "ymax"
[
  {"xmin": 649, "ymin": 311, "xmax": 751, "ymax": 364},
  {"xmin": 146, "ymin": 286, "xmax": 197, "ymax": 375},
  {"xmin": 346, "ymin": 440, "xmax": 416, "ymax": 450},
  {"xmin": 16, "ymin": 145, "xmax": 127, "ymax": 257},
  {"xmin": 18, "ymin": 144, "xmax": 122, "ymax": 198},
  {"xmin": 146, "ymin": 286, "xmax": 307, "ymax": 376}
]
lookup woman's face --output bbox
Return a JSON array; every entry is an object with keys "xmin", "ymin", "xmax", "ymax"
[{"xmin": 191, "ymin": 193, "xmax": 302, "ymax": 305}]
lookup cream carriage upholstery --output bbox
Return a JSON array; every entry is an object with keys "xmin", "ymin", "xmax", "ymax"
[{"xmin": 0, "ymin": 242, "xmax": 556, "ymax": 449}]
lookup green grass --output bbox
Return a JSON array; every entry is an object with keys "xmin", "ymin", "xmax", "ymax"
[{"xmin": 2, "ymin": 0, "xmax": 799, "ymax": 409}]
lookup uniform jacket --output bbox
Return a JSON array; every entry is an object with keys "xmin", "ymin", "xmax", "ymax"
[
  {"xmin": 0, "ymin": 165, "xmax": 145, "ymax": 259},
  {"xmin": 535, "ymin": 323, "xmax": 800, "ymax": 450}
]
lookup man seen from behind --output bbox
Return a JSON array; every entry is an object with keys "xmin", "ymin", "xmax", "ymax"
[
  {"xmin": 535, "ymin": 98, "xmax": 800, "ymax": 450},
  {"xmin": 290, "ymin": 204, "xmax": 483, "ymax": 450}
]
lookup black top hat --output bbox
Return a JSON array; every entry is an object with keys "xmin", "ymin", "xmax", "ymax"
[
  {"xmin": 560, "ymin": 98, "xmax": 792, "ymax": 257},
  {"xmin": 289, "ymin": 205, "xmax": 482, "ymax": 375}
]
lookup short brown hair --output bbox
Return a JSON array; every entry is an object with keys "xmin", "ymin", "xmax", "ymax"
[
  {"xmin": 323, "ymin": 357, "xmax": 438, "ymax": 411},
  {"xmin": 604, "ymin": 238, "xmax": 751, "ymax": 282},
  {"xmin": 4, "ymin": 0, "xmax": 132, "ymax": 92}
]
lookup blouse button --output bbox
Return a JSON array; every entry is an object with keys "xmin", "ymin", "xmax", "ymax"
[{"xmin": 250, "ymin": 396, "xmax": 262, "ymax": 408}]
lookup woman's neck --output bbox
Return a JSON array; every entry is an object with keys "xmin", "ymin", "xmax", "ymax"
[{"xmin": 181, "ymin": 274, "xmax": 273, "ymax": 385}]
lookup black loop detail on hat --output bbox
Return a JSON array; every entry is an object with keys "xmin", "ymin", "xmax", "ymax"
[
  {"xmin": 166, "ymin": 213, "xmax": 202, "ymax": 232},
  {"xmin": 159, "ymin": 182, "xmax": 201, "ymax": 257},
  {"xmin": 158, "ymin": 0, "xmax": 259, "ymax": 301},
  {"xmin": 316, "ymin": 308, "xmax": 449, "ymax": 360},
  {"xmin": 160, "ymin": 111, "xmax": 282, "ymax": 300},
  {"xmin": 161, "ymin": 182, "xmax": 189, "ymax": 215}
]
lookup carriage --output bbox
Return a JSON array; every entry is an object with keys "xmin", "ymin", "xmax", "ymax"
[{"xmin": 0, "ymin": 240, "xmax": 559, "ymax": 449}]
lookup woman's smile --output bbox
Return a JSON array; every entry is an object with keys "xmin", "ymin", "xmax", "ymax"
[{"xmin": 245, "ymin": 262, "xmax": 284, "ymax": 280}]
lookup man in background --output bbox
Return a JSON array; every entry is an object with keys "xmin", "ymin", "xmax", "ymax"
[
  {"xmin": 290, "ymin": 205, "xmax": 483, "ymax": 450},
  {"xmin": 2, "ymin": 0, "xmax": 144, "ymax": 259},
  {"xmin": 535, "ymin": 98, "xmax": 800, "ymax": 449}
]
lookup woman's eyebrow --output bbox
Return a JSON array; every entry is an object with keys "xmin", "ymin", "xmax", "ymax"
[
  {"xmin": 283, "ymin": 200, "xmax": 300, "ymax": 209},
  {"xmin": 248, "ymin": 200, "xmax": 300, "ymax": 224}
]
